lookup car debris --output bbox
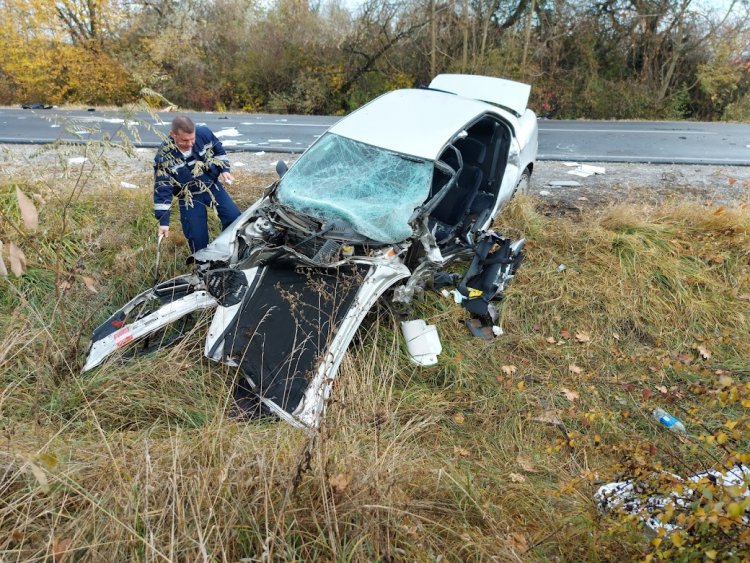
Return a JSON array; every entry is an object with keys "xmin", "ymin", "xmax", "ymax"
[
  {"xmin": 595, "ymin": 464, "xmax": 750, "ymax": 533},
  {"xmin": 401, "ymin": 320, "xmax": 442, "ymax": 366},
  {"xmin": 82, "ymin": 74, "xmax": 538, "ymax": 428}
]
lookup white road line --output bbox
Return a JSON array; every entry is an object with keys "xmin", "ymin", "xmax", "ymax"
[
  {"xmin": 242, "ymin": 122, "xmax": 331, "ymax": 127},
  {"xmin": 538, "ymin": 154, "xmax": 747, "ymax": 163},
  {"xmin": 538, "ymin": 128, "xmax": 717, "ymax": 135}
]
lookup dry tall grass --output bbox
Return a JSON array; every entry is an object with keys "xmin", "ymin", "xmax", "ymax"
[{"xmin": 1, "ymin": 170, "xmax": 749, "ymax": 560}]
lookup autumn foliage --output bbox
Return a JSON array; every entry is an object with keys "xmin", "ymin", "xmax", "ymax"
[{"xmin": 0, "ymin": 0, "xmax": 749, "ymax": 119}]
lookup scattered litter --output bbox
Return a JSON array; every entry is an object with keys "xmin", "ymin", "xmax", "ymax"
[
  {"xmin": 87, "ymin": 108, "xmax": 95, "ymax": 112},
  {"xmin": 253, "ymin": 151, "xmax": 266, "ymax": 156},
  {"xmin": 451, "ymin": 289, "xmax": 465, "ymax": 304},
  {"xmin": 401, "ymin": 320, "xmax": 442, "ymax": 366},
  {"xmin": 50, "ymin": 124, "xmax": 61, "ymax": 128},
  {"xmin": 557, "ymin": 264, "xmax": 567, "ymax": 272},
  {"xmin": 548, "ymin": 180, "xmax": 581, "ymax": 187},
  {"xmin": 215, "ymin": 127, "xmax": 242, "ymax": 138},
  {"xmin": 563, "ymin": 161, "xmax": 579, "ymax": 167},
  {"xmin": 492, "ymin": 325, "xmax": 503, "ymax": 337},
  {"xmin": 440, "ymin": 289, "xmax": 451, "ymax": 298},
  {"xmin": 21, "ymin": 102, "xmax": 52, "ymax": 110},
  {"xmin": 268, "ymin": 139, "xmax": 292, "ymax": 143},
  {"xmin": 68, "ymin": 157, "xmax": 87, "ymax": 164},
  {"xmin": 232, "ymin": 162, "xmax": 247, "ymax": 167},
  {"xmin": 568, "ymin": 164, "xmax": 606, "ymax": 178},
  {"xmin": 577, "ymin": 196, "xmax": 588, "ymax": 201},
  {"xmin": 220, "ymin": 140, "xmax": 242, "ymax": 146},
  {"xmin": 653, "ymin": 408, "xmax": 687, "ymax": 434},
  {"xmin": 539, "ymin": 190, "xmax": 552, "ymax": 196},
  {"xmin": 120, "ymin": 181, "xmax": 138, "ymax": 189},
  {"xmin": 595, "ymin": 464, "xmax": 750, "ymax": 533},
  {"xmin": 465, "ymin": 318, "xmax": 494, "ymax": 340}
]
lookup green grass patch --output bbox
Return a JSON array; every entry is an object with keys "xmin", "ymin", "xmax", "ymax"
[{"xmin": 1, "ymin": 173, "xmax": 749, "ymax": 561}]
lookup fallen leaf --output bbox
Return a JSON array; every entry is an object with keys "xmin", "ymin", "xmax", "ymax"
[
  {"xmin": 509, "ymin": 472, "xmax": 526, "ymax": 483},
  {"xmin": 575, "ymin": 331, "xmax": 591, "ymax": 343},
  {"xmin": 9, "ymin": 242, "xmax": 26, "ymax": 276},
  {"xmin": 642, "ymin": 388, "xmax": 653, "ymax": 401},
  {"xmin": 27, "ymin": 461, "xmax": 49, "ymax": 494},
  {"xmin": 501, "ymin": 365, "xmax": 517, "ymax": 376},
  {"xmin": 533, "ymin": 410, "xmax": 564, "ymax": 428},
  {"xmin": 504, "ymin": 532, "xmax": 528, "ymax": 553},
  {"xmin": 329, "ymin": 472, "xmax": 352, "ymax": 494},
  {"xmin": 81, "ymin": 276, "xmax": 98, "ymax": 293},
  {"xmin": 452, "ymin": 412, "xmax": 465, "ymax": 425},
  {"xmin": 545, "ymin": 336, "xmax": 556, "ymax": 344},
  {"xmin": 561, "ymin": 387, "xmax": 579, "ymax": 402},
  {"xmin": 677, "ymin": 352, "xmax": 693, "ymax": 365},
  {"xmin": 612, "ymin": 332, "xmax": 620, "ymax": 341},
  {"xmin": 727, "ymin": 177, "xmax": 737, "ymax": 186},
  {"xmin": 516, "ymin": 455, "xmax": 537, "ymax": 472},
  {"xmin": 568, "ymin": 364, "xmax": 582, "ymax": 375},
  {"xmin": 32, "ymin": 193, "xmax": 46, "ymax": 205},
  {"xmin": 560, "ymin": 328, "xmax": 571, "ymax": 339},
  {"xmin": 52, "ymin": 537, "xmax": 72, "ymax": 563},
  {"xmin": 57, "ymin": 279, "xmax": 72, "ymax": 292},
  {"xmin": 696, "ymin": 345, "xmax": 711, "ymax": 360},
  {"xmin": 656, "ymin": 385, "xmax": 668, "ymax": 394},
  {"xmin": 714, "ymin": 205, "xmax": 727, "ymax": 214},
  {"xmin": 15, "ymin": 187, "xmax": 38, "ymax": 231},
  {"xmin": 453, "ymin": 446, "xmax": 471, "ymax": 458},
  {"xmin": 739, "ymin": 294, "xmax": 750, "ymax": 301}
]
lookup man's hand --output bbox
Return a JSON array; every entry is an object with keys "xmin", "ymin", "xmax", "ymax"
[
  {"xmin": 220, "ymin": 171, "xmax": 235, "ymax": 186},
  {"xmin": 158, "ymin": 225, "xmax": 169, "ymax": 239}
]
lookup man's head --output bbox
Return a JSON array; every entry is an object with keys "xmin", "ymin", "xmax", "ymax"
[{"xmin": 170, "ymin": 116, "xmax": 196, "ymax": 152}]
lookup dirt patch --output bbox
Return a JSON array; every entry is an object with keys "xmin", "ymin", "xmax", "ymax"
[
  {"xmin": 2, "ymin": 144, "xmax": 748, "ymax": 211},
  {"xmin": 532, "ymin": 160, "xmax": 750, "ymax": 216}
]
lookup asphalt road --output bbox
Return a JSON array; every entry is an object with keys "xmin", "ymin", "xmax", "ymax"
[{"xmin": 1, "ymin": 107, "xmax": 748, "ymax": 165}]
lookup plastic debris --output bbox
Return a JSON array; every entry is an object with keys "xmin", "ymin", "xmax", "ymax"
[
  {"xmin": 539, "ymin": 190, "xmax": 552, "ymax": 196},
  {"xmin": 492, "ymin": 325, "xmax": 503, "ymax": 337},
  {"xmin": 595, "ymin": 464, "xmax": 750, "ymax": 533},
  {"xmin": 557, "ymin": 264, "xmax": 567, "ymax": 273},
  {"xmin": 568, "ymin": 164, "xmax": 606, "ymax": 178},
  {"xmin": 68, "ymin": 157, "xmax": 87, "ymax": 164},
  {"xmin": 120, "ymin": 182, "xmax": 138, "ymax": 189},
  {"xmin": 652, "ymin": 408, "xmax": 687, "ymax": 434},
  {"xmin": 401, "ymin": 320, "xmax": 442, "ymax": 366},
  {"xmin": 547, "ymin": 180, "xmax": 581, "ymax": 187},
  {"xmin": 215, "ymin": 127, "xmax": 241, "ymax": 138}
]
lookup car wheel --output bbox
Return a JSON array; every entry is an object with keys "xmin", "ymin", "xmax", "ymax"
[{"xmin": 513, "ymin": 169, "xmax": 531, "ymax": 197}]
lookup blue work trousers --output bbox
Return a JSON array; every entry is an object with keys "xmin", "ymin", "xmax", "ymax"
[{"xmin": 178, "ymin": 183, "xmax": 241, "ymax": 252}]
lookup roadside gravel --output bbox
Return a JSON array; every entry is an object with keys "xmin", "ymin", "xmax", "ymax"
[{"xmin": 1, "ymin": 144, "xmax": 748, "ymax": 210}]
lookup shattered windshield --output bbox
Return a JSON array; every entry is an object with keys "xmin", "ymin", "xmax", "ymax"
[{"xmin": 276, "ymin": 133, "xmax": 433, "ymax": 243}]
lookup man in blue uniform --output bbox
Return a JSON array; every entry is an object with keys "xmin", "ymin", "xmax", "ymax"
[{"xmin": 153, "ymin": 116, "xmax": 241, "ymax": 252}]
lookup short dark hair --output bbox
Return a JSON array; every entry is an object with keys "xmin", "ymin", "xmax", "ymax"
[{"xmin": 171, "ymin": 115, "xmax": 195, "ymax": 134}]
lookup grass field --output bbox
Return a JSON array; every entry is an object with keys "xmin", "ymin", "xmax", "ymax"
[{"xmin": 1, "ymin": 152, "xmax": 749, "ymax": 561}]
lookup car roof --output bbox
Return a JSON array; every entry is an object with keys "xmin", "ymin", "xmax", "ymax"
[
  {"xmin": 428, "ymin": 74, "xmax": 530, "ymax": 117},
  {"xmin": 328, "ymin": 88, "xmax": 512, "ymax": 160}
]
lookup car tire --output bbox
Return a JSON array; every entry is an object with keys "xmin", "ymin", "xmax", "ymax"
[{"xmin": 513, "ymin": 169, "xmax": 531, "ymax": 197}]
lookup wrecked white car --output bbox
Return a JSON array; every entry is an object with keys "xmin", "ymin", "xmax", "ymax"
[{"xmin": 82, "ymin": 74, "xmax": 538, "ymax": 428}]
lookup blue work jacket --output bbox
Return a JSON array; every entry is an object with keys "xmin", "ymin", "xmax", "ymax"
[{"xmin": 153, "ymin": 126, "xmax": 231, "ymax": 226}]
